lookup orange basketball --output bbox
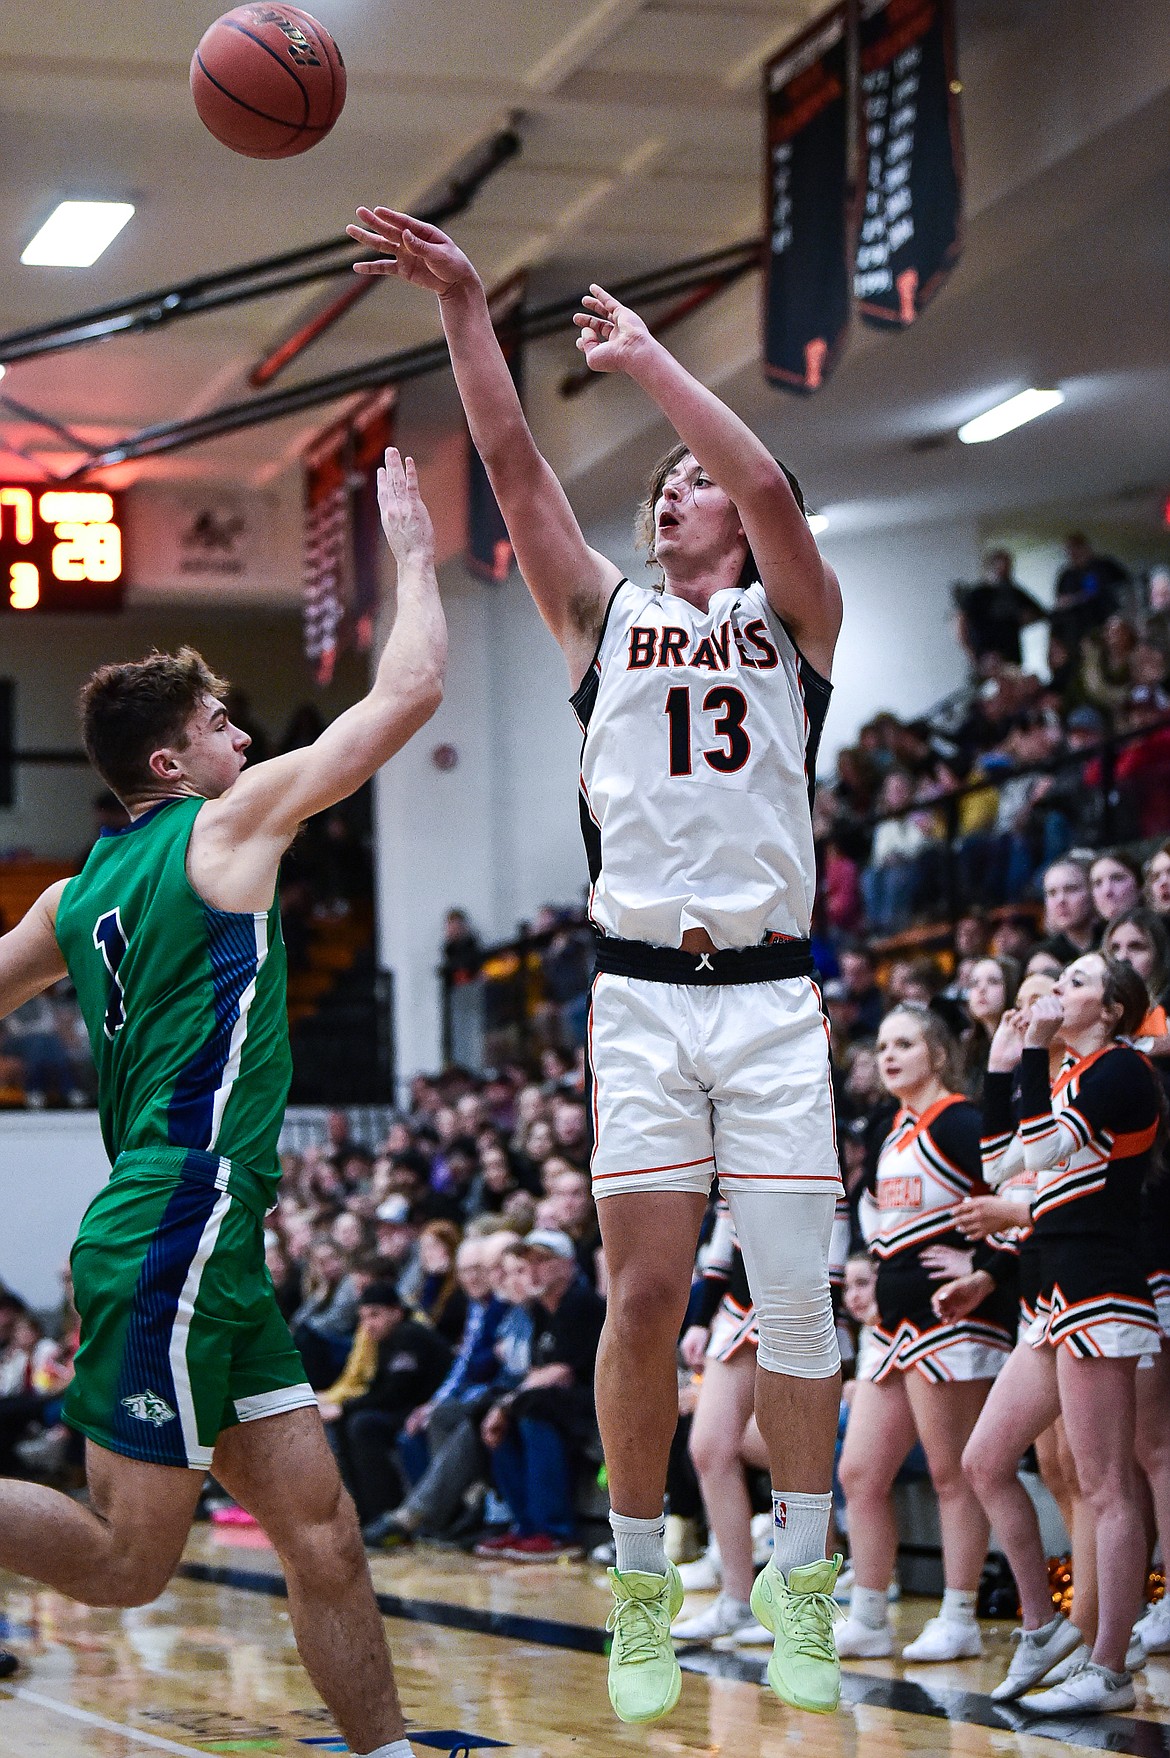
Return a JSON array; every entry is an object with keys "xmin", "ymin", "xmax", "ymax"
[{"xmin": 190, "ymin": 5, "xmax": 346, "ymax": 159}]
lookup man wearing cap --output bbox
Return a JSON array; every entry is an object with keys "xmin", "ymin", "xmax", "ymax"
[
  {"xmin": 332, "ymin": 1284, "xmax": 452, "ymax": 1530},
  {"xmin": 474, "ymin": 1231, "xmax": 605, "ymax": 1561}
]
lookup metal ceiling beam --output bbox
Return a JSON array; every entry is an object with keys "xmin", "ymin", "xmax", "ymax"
[
  {"xmin": 68, "ymin": 239, "xmax": 761, "ymax": 475},
  {"xmin": 0, "ymin": 127, "xmax": 522, "ymax": 370}
]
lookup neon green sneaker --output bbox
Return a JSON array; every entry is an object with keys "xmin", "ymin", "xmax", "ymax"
[
  {"xmin": 750, "ymin": 1554, "xmax": 843, "ymax": 1713},
  {"xmin": 605, "ymin": 1562, "xmax": 685, "ymax": 1724}
]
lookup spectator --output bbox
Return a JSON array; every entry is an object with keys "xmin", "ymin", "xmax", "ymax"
[
  {"xmin": 442, "ymin": 908, "xmax": 483, "ymax": 985},
  {"xmin": 1049, "ymin": 533, "xmax": 1128, "ymax": 652},
  {"xmin": 958, "ymin": 956, "xmax": 1020, "ymax": 1099},
  {"xmin": 414, "ymin": 1221, "xmax": 468, "ymax": 1346},
  {"xmin": 1038, "ymin": 857, "xmax": 1098, "ymax": 965},
  {"xmin": 474, "ymin": 1230, "xmax": 605, "ymax": 1562},
  {"xmin": 290, "ymin": 1237, "xmax": 359, "ymax": 1388},
  {"xmin": 1145, "ymin": 840, "xmax": 1170, "ymax": 922},
  {"xmin": 330, "ymin": 1283, "xmax": 453, "ymax": 1528},
  {"xmin": 1089, "ymin": 851, "xmax": 1142, "ymax": 927},
  {"xmin": 953, "ymin": 549, "xmax": 1045, "ymax": 674},
  {"xmin": 862, "ymin": 770, "xmax": 931, "ymax": 932},
  {"xmin": 1081, "ymin": 615, "xmax": 1140, "ymax": 718},
  {"xmin": 837, "ymin": 947, "xmax": 885, "ymax": 1041},
  {"xmin": 365, "ymin": 1235, "xmax": 525, "ymax": 1547}
]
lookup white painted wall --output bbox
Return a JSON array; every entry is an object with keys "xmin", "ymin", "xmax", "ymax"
[
  {"xmin": 0, "ymin": 1112, "xmax": 108, "ymax": 1309},
  {"xmin": 817, "ymin": 516, "xmax": 980, "ymax": 762}
]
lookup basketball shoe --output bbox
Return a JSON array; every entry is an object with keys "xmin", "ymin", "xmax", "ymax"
[
  {"xmin": 750, "ymin": 1554, "xmax": 843, "ymax": 1713},
  {"xmin": 606, "ymin": 1562, "xmax": 684, "ymax": 1723}
]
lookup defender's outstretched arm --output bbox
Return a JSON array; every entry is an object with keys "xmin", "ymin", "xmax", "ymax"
[
  {"xmin": 196, "ymin": 449, "xmax": 446, "ymax": 894},
  {"xmin": 348, "ymin": 208, "xmax": 619, "ymax": 681}
]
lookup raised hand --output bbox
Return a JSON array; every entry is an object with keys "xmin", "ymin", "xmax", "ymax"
[
  {"xmin": 1024, "ymin": 993, "xmax": 1064, "ymax": 1048},
  {"xmin": 376, "ymin": 448, "xmax": 434, "ymax": 568},
  {"xmin": 573, "ymin": 284, "xmax": 651, "ymax": 374},
  {"xmin": 987, "ymin": 1006, "xmax": 1027, "ymax": 1073},
  {"xmin": 348, "ymin": 207, "xmax": 480, "ymax": 300}
]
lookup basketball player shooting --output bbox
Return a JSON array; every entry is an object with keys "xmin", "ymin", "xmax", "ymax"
[
  {"xmin": 349, "ymin": 207, "xmax": 846, "ymax": 1724},
  {"xmin": 0, "ymin": 449, "xmax": 444, "ymax": 1758}
]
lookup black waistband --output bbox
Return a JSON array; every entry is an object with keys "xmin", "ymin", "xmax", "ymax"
[{"xmin": 592, "ymin": 932, "xmax": 814, "ymax": 986}]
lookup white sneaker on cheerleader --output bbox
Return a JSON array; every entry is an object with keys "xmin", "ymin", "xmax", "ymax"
[
  {"xmin": 676, "ymin": 1549, "xmax": 721, "ymax": 1593},
  {"xmin": 1046, "ymin": 1632, "xmax": 1146, "ymax": 1687},
  {"xmin": 1021, "ymin": 1658, "xmax": 1136, "ymax": 1717},
  {"xmin": 990, "ymin": 1616, "xmax": 1083, "ymax": 1702},
  {"xmin": 834, "ymin": 1615, "xmax": 894, "ymax": 1658},
  {"xmin": 901, "ymin": 1616, "xmax": 982, "ymax": 1663},
  {"xmin": 1135, "ymin": 1597, "xmax": 1170, "ymax": 1654},
  {"xmin": 715, "ymin": 1618, "xmax": 774, "ymax": 1649},
  {"xmin": 672, "ymin": 1593, "xmax": 757, "ymax": 1645}
]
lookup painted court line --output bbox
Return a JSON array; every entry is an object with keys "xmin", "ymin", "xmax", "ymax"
[
  {"xmin": 1, "ymin": 1684, "xmax": 210, "ymax": 1756},
  {"xmin": 179, "ymin": 1561, "xmax": 1170, "ymax": 1758}
]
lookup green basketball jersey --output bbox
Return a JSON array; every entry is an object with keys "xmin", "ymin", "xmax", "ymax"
[{"xmin": 55, "ymin": 796, "xmax": 291, "ymax": 1201}]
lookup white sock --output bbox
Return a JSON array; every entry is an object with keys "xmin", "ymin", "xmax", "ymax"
[
  {"xmin": 851, "ymin": 1586, "xmax": 890, "ymax": 1630},
  {"xmin": 770, "ymin": 1490, "xmax": 831, "ymax": 1579},
  {"xmin": 941, "ymin": 1588, "xmax": 977, "ymax": 1624},
  {"xmin": 356, "ymin": 1743, "xmax": 414, "ymax": 1758},
  {"xmin": 610, "ymin": 1508, "xmax": 668, "ymax": 1576}
]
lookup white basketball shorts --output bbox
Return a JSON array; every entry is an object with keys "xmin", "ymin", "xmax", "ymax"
[{"xmin": 587, "ymin": 972, "xmax": 842, "ymax": 1201}]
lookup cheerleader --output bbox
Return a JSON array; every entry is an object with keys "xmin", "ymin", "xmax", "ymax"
[
  {"xmin": 672, "ymin": 1203, "xmax": 769, "ymax": 1644},
  {"xmin": 963, "ymin": 954, "xmax": 1159, "ymax": 1715},
  {"xmin": 836, "ymin": 1005, "xmax": 1015, "ymax": 1662}
]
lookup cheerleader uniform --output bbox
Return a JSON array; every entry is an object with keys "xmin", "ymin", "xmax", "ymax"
[
  {"xmin": 1017, "ymin": 1043, "xmax": 1161, "ymax": 1357},
  {"xmin": 860, "ymin": 1094, "xmax": 1015, "ymax": 1382},
  {"xmin": 981, "ymin": 1072, "xmax": 1042, "ymax": 1336},
  {"xmin": 695, "ymin": 1201, "xmax": 757, "ymax": 1362}
]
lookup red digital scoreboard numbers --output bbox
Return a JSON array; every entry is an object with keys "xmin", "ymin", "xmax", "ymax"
[{"xmin": 0, "ymin": 485, "xmax": 125, "ymax": 613}]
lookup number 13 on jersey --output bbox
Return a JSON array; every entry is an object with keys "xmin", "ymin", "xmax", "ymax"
[{"xmin": 665, "ymin": 685, "xmax": 751, "ymax": 776}]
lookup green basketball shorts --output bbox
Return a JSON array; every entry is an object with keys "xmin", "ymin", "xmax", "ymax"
[{"xmin": 65, "ymin": 1152, "xmax": 314, "ymax": 1469}]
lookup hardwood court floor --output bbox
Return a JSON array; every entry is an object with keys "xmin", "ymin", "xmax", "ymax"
[{"xmin": 0, "ymin": 1525, "xmax": 1167, "ymax": 1757}]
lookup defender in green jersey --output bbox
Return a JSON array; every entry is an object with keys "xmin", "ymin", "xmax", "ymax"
[{"xmin": 0, "ymin": 448, "xmax": 445, "ymax": 1758}]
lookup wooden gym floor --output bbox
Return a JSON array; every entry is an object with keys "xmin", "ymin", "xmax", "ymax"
[{"xmin": 0, "ymin": 1525, "xmax": 1166, "ymax": 1757}]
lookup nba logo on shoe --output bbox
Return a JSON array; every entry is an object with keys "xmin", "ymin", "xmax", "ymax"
[{"xmin": 776, "ymin": 1501, "xmax": 787, "ymax": 1529}]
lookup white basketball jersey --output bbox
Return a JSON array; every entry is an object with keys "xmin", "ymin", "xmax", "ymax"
[{"xmin": 572, "ymin": 579, "xmax": 830, "ymax": 949}]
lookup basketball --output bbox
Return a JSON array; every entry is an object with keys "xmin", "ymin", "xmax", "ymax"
[{"xmin": 190, "ymin": 4, "xmax": 346, "ymax": 159}]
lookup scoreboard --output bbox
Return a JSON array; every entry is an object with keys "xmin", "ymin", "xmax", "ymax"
[{"xmin": 0, "ymin": 484, "xmax": 125, "ymax": 613}]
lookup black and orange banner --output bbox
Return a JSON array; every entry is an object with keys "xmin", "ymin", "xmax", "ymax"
[
  {"xmin": 762, "ymin": 5, "xmax": 852, "ymax": 392},
  {"xmin": 467, "ymin": 273, "xmax": 526, "ymax": 582},
  {"xmin": 854, "ymin": 0, "xmax": 963, "ymax": 326},
  {"xmin": 303, "ymin": 388, "xmax": 396, "ymax": 685}
]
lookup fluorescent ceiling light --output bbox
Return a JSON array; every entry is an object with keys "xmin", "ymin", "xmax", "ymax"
[
  {"xmin": 957, "ymin": 388, "xmax": 1064, "ymax": 445},
  {"xmin": 21, "ymin": 201, "xmax": 135, "ymax": 267},
  {"xmin": 806, "ymin": 512, "xmax": 828, "ymax": 535}
]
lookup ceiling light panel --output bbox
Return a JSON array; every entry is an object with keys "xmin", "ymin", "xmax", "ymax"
[
  {"xmin": 957, "ymin": 388, "xmax": 1064, "ymax": 445},
  {"xmin": 21, "ymin": 202, "xmax": 135, "ymax": 268}
]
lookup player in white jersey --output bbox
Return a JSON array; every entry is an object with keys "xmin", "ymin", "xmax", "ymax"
[{"xmin": 349, "ymin": 204, "xmax": 845, "ymax": 1724}]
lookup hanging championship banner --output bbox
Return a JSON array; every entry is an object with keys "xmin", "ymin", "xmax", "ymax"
[
  {"xmin": 763, "ymin": 5, "xmax": 852, "ymax": 392},
  {"xmin": 302, "ymin": 389, "xmax": 396, "ymax": 686},
  {"xmin": 467, "ymin": 273, "xmax": 526, "ymax": 583},
  {"xmin": 854, "ymin": 0, "xmax": 963, "ymax": 327}
]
